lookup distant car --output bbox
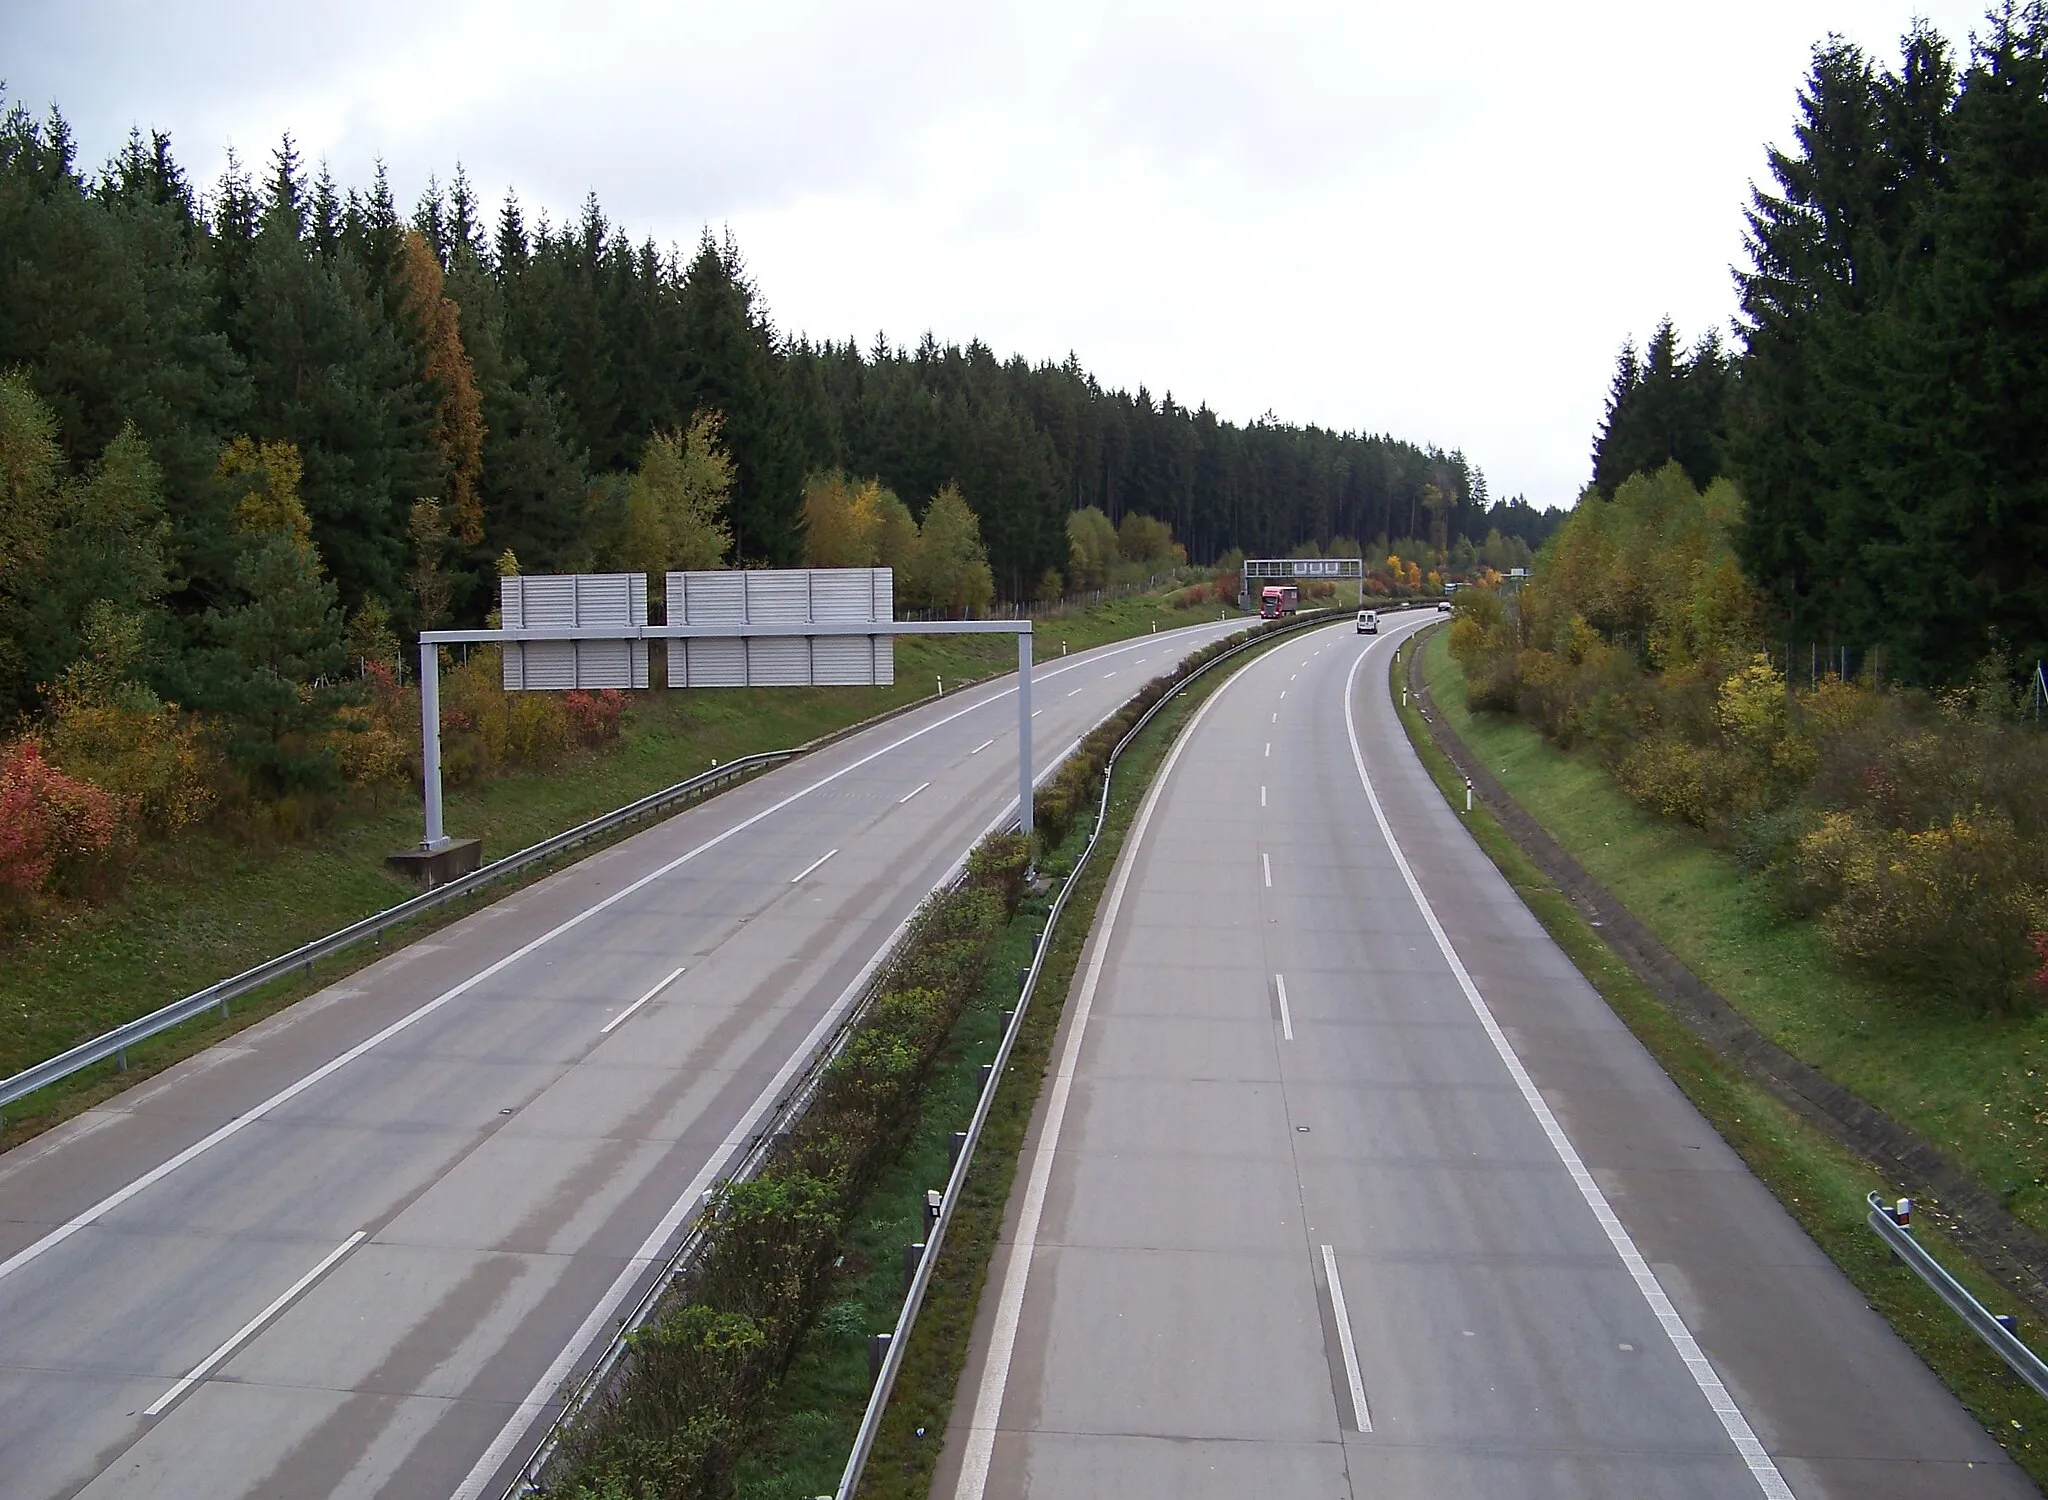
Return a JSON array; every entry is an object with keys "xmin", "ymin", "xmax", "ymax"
[
  {"xmin": 1357, "ymin": 609, "xmax": 1379, "ymax": 634},
  {"xmin": 1436, "ymin": 599, "xmax": 1452, "ymax": 612}
]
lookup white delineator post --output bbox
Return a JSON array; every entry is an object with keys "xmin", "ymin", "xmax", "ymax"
[{"xmin": 419, "ymin": 640, "xmax": 448, "ymax": 851}]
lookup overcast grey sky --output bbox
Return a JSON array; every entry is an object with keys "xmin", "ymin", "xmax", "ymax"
[{"xmin": 1, "ymin": 1, "xmax": 1999, "ymax": 510}]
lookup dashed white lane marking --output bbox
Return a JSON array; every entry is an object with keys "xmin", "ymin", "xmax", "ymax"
[
  {"xmin": 1031, "ymin": 709, "xmax": 1043, "ymax": 718},
  {"xmin": 1261, "ymin": 785, "xmax": 1267, "ymax": 808},
  {"xmin": 1103, "ymin": 671, "xmax": 1117, "ymax": 678},
  {"xmin": 950, "ymin": 652, "xmax": 1251, "ymax": 1500},
  {"xmin": 1271, "ymin": 712, "xmax": 1277, "ymax": 723},
  {"xmin": 0, "ymin": 646, "xmax": 1132, "ymax": 1292},
  {"xmin": 1262, "ymin": 852, "xmax": 1273, "ymax": 888},
  {"xmin": 790, "ymin": 848, "xmax": 838, "ymax": 884},
  {"xmin": 1280, "ymin": 689, "xmax": 1287, "ymax": 700},
  {"xmin": 1275, "ymin": 973, "xmax": 1294, "ymax": 1040},
  {"xmin": 1265, "ymin": 743, "xmax": 1271, "ymax": 758},
  {"xmin": 146, "ymin": 1232, "xmax": 367, "ymax": 1417},
  {"xmin": 1068, "ymin": 687, "xmax": 1084, "ymax": 697},
  {"xmin": 970, "ymin": 738, "xmax": 995, "ymax": 755},
  {"xmin": 900, "ymin": 781, "xmax": 930, "ymax": 803},
  {"xmin": 1321, "ymin": 1244, "xmax": 1372, "ymax": 1432},
  {"xmin": 1340, "ymin": 644, "xmax": 1795, "ymax": 1500},
  {"xmin": 600, "ymin": 965, "xmax": 687, "ymax": 1035}
]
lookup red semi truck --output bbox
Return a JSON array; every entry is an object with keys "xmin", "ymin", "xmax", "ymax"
[{"xmin": 1258, "ymin": 584, "xmax": 1299, "ymax": 619}]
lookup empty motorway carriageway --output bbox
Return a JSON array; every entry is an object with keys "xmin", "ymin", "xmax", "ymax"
[
  {"xmin": 0, "ymin": 618, "xmax": 1246, "ymax": 1500},
  {"xmin": 937, "ymin": 612, "xmax": 2034, "ymax": 1500}
]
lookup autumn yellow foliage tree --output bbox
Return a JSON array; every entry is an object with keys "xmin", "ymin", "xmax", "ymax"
[
  {"xmin": 909, "ymin": 485, "xmax": 994, "ymax": 616},
  {"xmin": 217, "ymin": 436, "xmax": 314, "ymax": 559},
  {"xmin": 802, "ymin": 472, "xmax": 889, "ymax": 567},
  {"xmin": 398, "ymin": 230, "xmax": 487, "ymax": 546},
  {"xmin": 618, "ymin": 412, "xmax": 734, "ymax": 575}
]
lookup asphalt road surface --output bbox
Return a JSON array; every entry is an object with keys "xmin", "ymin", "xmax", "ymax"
[
  {"xmin": 0, "ymin": 615, "xmax": 1249, "ymax": 1500},
  {"xmin": 939, "ymin": 614, "xmax": 2033, "ymax": 1500}
]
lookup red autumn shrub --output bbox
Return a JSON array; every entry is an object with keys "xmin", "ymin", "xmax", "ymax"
[
  {"xmin": 0, "ymin": 739, "xmax": 133, "ymax": 910},
  {"xmin": 563, "ymin": 689, "xmax": 625, "ymax": 747}
]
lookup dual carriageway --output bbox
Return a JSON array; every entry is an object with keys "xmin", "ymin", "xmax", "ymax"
[{"xmin": 0, "ymin": 611, "xmax": 2030, "ymax": 1498}]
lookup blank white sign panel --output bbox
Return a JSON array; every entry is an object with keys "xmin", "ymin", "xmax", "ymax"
[
  {"xmin": 665, "ymin": 568, "xmax": 894, "ymax": 688},
  {"xmin": 499, "ymin": 574, "xmax": 650, "ymax": 690}
]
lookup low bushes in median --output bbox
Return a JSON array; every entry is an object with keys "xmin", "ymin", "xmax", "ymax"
[
  {"xmin": 541, "ymin": 622, "xmax": 1299, "ymax": 1498},
  {"xmin": 1031, "ymin": 617, "xmax": 1284, "ymax": 848},
  {"xmin": 542, "ymin": 831, "xmax": 1030, "ymax": 1500}
]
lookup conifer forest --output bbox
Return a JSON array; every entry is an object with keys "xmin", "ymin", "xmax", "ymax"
[
  {"xmin": 0, "ymin": 98, "xmax": 1548, "ymax": 740},
  {"xmin": 1591, "ymin": 9, "xmax": 2048, "ymax": 688}
]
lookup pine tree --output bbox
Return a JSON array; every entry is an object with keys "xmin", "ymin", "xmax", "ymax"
[
  {"xmin": 1867, "ymin": 5, "xmax": 2048, "ymax": 680},
  {"xmin": 1590, "ymin": 319, "xmax": 1728, "ymax": 495},
  {"xmin": 1731, "ymin": 28, "xmax": 1955, "ymax": 655},
  {"xmin": 201, "ymin": 531, "xmax": 347, "ymax": 794},
  {"xmin": 674, "ymin": 233, "xmax": 801, "ymax": 564}
]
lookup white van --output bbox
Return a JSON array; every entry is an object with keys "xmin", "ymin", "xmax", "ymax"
[{"xmin": 1356, "ymin": 609, "xmax": 1379, "ymax": 634}]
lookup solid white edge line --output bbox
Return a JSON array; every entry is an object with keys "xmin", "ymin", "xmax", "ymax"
[
  {"xmin": 599, "ymin": 965, "xmax": 688, "ymax": 1036},
  {"xmin": 790, "ymin": 848, "xmax": 839, "ymax": 884},
  {"xmin": 1275, "ymin": 973, "xmax": 1293, "ymax": 1041},
  {"xmin": 900, "ymin": 781, "xmax": 931, "ymax": 804},
  {"xmin": 0, "ymin": 672, "xmax": 1059, "ymax": 1292},
  {"xmin": 0, "ymin": 622, "xmax": 1247, "ymax": 1290},
  {"xmin": 1341, "ymin": 640, "xmax": 1795, "ymax": 1500},
  {"xmin": 970, "ymin": 739, "xmax": 995, "ymax": 755},
  {"xmin": 1320, "ymin": 1243, "xmax": 1371, "ymax": 1433},
  {"xmin": 144, "ymin": 1230, "xmax": 367, "ymax": 1417},
  {"xmin": 951, "ymin": 649, "xmax": 1256, "ymax": 1500}
]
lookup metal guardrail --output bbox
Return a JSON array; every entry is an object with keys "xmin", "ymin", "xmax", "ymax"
[
  {"xmin": 0, "ymin": 612, "xmax": 1266, "ymax": 1124},
  {"xmin": 829, "ymin": 604, "xmax": 1361, "ymax": 1500},
  {"xmin": 498, "ymin": 887, "xmax": 914, "ymax": 1497},
  {"xmin": 1868, "ymin": 1193, "xmax": 2048, "ymax": 1399},
  {"xmin": 0, "ymin": 748, "xmax": 796, "ymax": 1121},
  {"xmin": 493, "ymin": 610, "xmax": 1327, "ymax": 1500}
]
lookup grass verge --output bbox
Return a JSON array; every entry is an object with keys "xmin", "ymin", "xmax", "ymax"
[
  {"xmin": 1402, "ymin": 626, "xmax": 2048, "ymax": 1488},
  {"xmin": 1424, "ymin": 632, "xmax": 2048, "ymax": 1238},
  {"xmin": 725, "ymin": 623, "xmax": 1315, "ymax": 1500},
  {"xmin": 0, "ymin": 588, "xmax": 1231, "ymax": 1149}
]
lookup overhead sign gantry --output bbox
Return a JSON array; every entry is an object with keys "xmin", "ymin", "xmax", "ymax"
[
  {"xmin": 1240, "ymin": 557, "xmax": 1365, "ymax": 608},
  {"xmin": 406, "ymin": 568, "xmax": 1032, "ymax": 880}
]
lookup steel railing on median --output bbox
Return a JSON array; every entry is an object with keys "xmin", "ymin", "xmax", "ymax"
[
  {"xmin": 0, "ymin": 748, "xmax": 798, "ymax": 1123},
  {"xmin": 495, "ymin": 612, "xmax": 1318, "ymax": 1497},
  {"xmin": 496, "ymin": 875, "xmax": 927, "ymax": 1497},
  {"xmin": 828, "ymin": 603, "xmax": 1374, "ymax": 1500},
  {"xmin": 1868, "ymin": 1192, "xmax": 2048, "ymax": 1399}
]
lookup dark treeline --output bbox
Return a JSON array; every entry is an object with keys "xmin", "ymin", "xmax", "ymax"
[
  {"xmin": 0, "ymin": 96, "xmax": 1555, "ymax": 729},
  {"xmin": 1590, "ymin": 5, "xmax": 2048, "ymax": 687}
]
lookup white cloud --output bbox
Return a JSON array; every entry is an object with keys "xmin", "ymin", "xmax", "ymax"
[{"xmin": 2, "ymin": 0, "xmax": 1997, "ymax": 509}]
